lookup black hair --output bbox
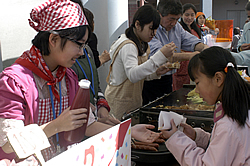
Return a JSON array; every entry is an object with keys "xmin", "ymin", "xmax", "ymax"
[
  {"xmin": 188, "ymin": 46, "xmax": 250, "ymax": 126},
  {"xmin": 125, "ymin": 4, "xmax": 160, "ymax": 56},
  {"xmin": 83, "ymin": 8, "xmax": 94, "ymax": 32},
  {"xmin": 233, "ymin": 27, "xmax": 240, "ymax": 35},
  {"xmin": 32, "ymin": 25, "xmax": 90, "ymax": 55},
  {"xmin": 180, "ymin": 3, "xmax": 202, "ymax": 39},
  {"xmin": 245, "ymin": 1, "xmax": 250, "ymax": 11},
  {"xmin": 157, "ymin": 0, "xmax": 182, "ymax": 17},
  {"xmin": 196, "ymin": 14, "xmax": 206, "ymax": 25}
]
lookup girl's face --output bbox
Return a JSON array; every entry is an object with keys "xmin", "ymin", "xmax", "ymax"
[
  {"xmin": 136, "ymin": 21, "xmax": 156, "ymax": 42},
  {"xmin": 193, "ymin": 71, "xmax": 223, "ymax": 105},
  {"xmin": 46, "ymin": 29, "xmax": 89, "ymax": 71},
  {"xmin": 197, "ymin": 15, "xmax": 206, "ymax": 25},
  {"xmin": 182, "ymin": 8, "xmax": 196, "ymax": 27}
]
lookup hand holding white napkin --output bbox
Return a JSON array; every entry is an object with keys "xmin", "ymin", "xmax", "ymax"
[{"xmin": 158, "ymin": 111, "xmax": 186, "ymax": 131}]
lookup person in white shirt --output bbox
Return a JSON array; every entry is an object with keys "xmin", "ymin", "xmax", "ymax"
[{"xmin": 105, "ymin": 5, "xmax": 176, "ymax": 120}]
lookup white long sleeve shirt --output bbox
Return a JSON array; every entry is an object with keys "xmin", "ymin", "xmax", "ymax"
[{"xmin": 108, "ymin": 34, "xmax": 168, "ymax": 86}]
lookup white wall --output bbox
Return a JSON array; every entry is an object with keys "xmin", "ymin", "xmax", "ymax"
[
  {"xmin": 202, "ymin": 0, "xmax": 212, "ymax": 18},
  {"xmin": 0, "ymin": 0, "xmax": 46, "ymax": 61},
  {"xmin": 83, "ymin": 0, "xmax": 128, "ymax": 91}
]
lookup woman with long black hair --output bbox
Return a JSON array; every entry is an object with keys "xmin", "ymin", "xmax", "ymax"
[{"xmin": 180, "ymin": 3, "xmax": 202, "ymax": 39}]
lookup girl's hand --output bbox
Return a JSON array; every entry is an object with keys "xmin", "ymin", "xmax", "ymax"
[
  {"xmin": 161, "ymin": 119, "xmax": 178, "ymax": 139},
  {"xmin": 55, "ymin": 107, "xmax": 88, "ymax": 132},
  {"xmin": 160, "ymin": 42, "xmax": 177, "ymax": 58},
  {"xmin": 180, "ymin": 123, "xmax": 196, "ymax": 140},
  {"xmin": 201, "ymin": 26, "xmax": 210, "ymax": 32},
  {"xmin": 156, "ymin": 62, "xmax": 172, "ymax": 76},
  {"xmin": 214, "ymin": 28, "xmax": 219, "ymax": 34},
  {"xmin": 97, "ymin": 107, "xmax": 120, "ymax": 126},
  {"xmin": 131, "ymin": 124, "xmax": 161, "ymax": 143},
  {"xmin": 99, "ymin": 50, "xmax": 111, "ymax": 65}
]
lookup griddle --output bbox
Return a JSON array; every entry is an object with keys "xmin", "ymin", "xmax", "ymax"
[
  {"xmin": 123, "ymin": 85, "xmax": 215, "ymax": 164},
  {"xmin": 123, "ymin": 85, "xmax": 215, "ymax": 132}
]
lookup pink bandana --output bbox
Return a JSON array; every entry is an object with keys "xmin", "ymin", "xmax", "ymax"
[{"xmin": 28, "ymin": 0, "xmax": 88, "ymax": 32}]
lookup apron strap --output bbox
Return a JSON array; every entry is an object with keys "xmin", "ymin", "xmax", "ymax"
[{"xmin": 106, "ymin": 40, "xmax": 137, "ymax": 84}]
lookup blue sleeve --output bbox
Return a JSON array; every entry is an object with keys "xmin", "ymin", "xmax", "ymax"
[
  {"xmin": 231, "ymin": 50, "xmax": 250, "ymax": 73},
  {"xmin": 148, "ymin": 36, "xmax": 164, "ymax": 58},
  {"xmin": 179, "ymin": 24, "xmax": 202, "ymax": 51},
  {"xmin": 237, "ymin": 22, "xmax": 250, "ymax": 49}
]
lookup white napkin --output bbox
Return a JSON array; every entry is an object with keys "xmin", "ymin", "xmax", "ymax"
[{"xmin": 158, "ymin": 111, "xmax": 186, "ymax": 131}]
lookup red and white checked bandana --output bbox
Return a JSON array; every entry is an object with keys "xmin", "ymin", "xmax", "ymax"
[
  {"xmin": 15, "ymin": 45, "xmax": 66, "ymax": 101},
  {"xmin": 28, "ymin": 0, "xmax": 88, "ymax": 32}
]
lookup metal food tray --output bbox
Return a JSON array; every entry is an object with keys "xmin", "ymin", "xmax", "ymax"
[
  {"xmin": 122, "ymin": 85, "xmax": 215, "ymax": 132},
  {"xmin": 140, "ymin": 85, "xmax": 214, "ymax": 118}
]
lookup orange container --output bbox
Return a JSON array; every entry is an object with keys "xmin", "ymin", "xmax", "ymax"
[{"xmin": 215, "ymin": 20, "xmax": 233, "ymax": 43}]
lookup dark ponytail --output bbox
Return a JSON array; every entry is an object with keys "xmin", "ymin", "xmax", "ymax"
[{"xmin": 222, "ymin": 62, "xmax": 250, "ymax": 126}]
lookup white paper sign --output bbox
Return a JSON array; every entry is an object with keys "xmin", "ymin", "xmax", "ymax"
[
  {"xmin": 7, "ymin": 124, "xmax": 50, "ymax": 159},
  {"xmin": 45, "ymin": 119, "xmax": 131, "ymax": 166}
]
